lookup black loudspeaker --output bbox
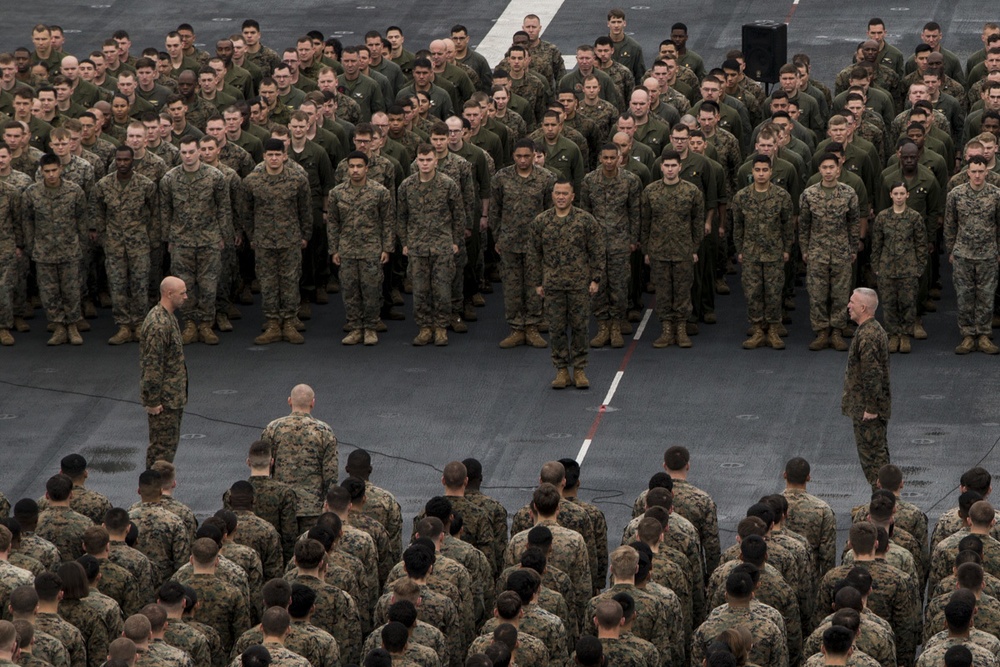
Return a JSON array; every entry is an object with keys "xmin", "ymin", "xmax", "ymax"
[{"xmin": 742, "ymin": 22, "xmax": 787, "ymax": 84}]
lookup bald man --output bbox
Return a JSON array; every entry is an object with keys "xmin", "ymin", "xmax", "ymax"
[
  {"xmin": 843, "ymin": 287, "xmax": 891, "ymax": 489},
  {"xmin": 139, "ymin": 277, "xmax": 189, "ymax": 468},
  {"xmin": 260, "ymin": 384, "xmax": 339, "ymax": 532}
]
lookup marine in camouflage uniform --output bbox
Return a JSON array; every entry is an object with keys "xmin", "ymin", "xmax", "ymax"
[
  {"xmin": 183, "ymin": 570, "xmax": 251, "ymax": 654},
  {"xmin": 923, "ymin": 590, "xmax": 1000, "ymax": 643},
  {"xmin": 35, "ymin": 612, "xmax": 86, "ymax": 667},
  {"xmin": 397, "ymin": 165, "xmax": 464, "ymax": 338},
  {"xmin": 480, "ymin": 605, "xmax": 569, "ymax": 667},
  {"xmin": 22, "ymin": 168, "xmax": 88, "ymax": 332},
  {"xmin": 691, "ymin": 602, "xmax": 789, "ymax": 667},
  {"xmin": 260, "ymin": 400, "xmax": 338, "ymax": 530},
  {"xmin": 579, "ymin": 154, "xmax": 642, "ymax": 344},
  {"xmin": 138, "ymin": 294, "xmax": 188, "ymax": 467},
  {"xmin": 943, "ymin": 175, "xmax": 1000, "ymax": 347},
  {"xmin": 93, "ymin": 155, "xmax": 158, "ymax": 339},
  {"xmin": 95, "ymin": 557, "xmax": 142, "ymax": 616},
  {"xmin": 361, "ymin": 480, "xmax": 404, "ymax": 565},
  {"xmin": 871, "ymin": 205, "xmax": 927, "ymax": 338},
  {"xmin": 806, "ymin": 614, "xmax": 896, "ymax": 667},
  {"xmin": 667, "ymin": 479, "xmax": 721, "ymax": 580},
  {"xmin": 842, "ymin": 300, "xmax": 892, "ymax": 489},
  {"xmin": 639, "ymin": 166, "xmax": 705, "ymax": 341},
  {"xmin": 284, "ymin": 571, "xmax": 362, "ymax": 665},
  {"xmin": 144, "ymin": 637, "xmax": 195, "ymax": 667},
  {"xmin": 467, "ymin": 630, "xmax": 547, "ymax": 667},
  {"xmin": 37, "ymin": 483, "xmax": 112, "ymax": 527},
  {"xmin": 527, "ymin": 196, "xmax": 603, "ymax": 378},
  {"xmin": 462, "ymin": 484, "xmax": 508, "ymax": 579},
  {"xmin": 160, "ymin": 157, "xmax": 231, "ymax": 336},
  {"xmin": 915, "ymin": 636, "xmax": 996, "ymax": 667},
  {"xmin": 506, "ymin": 521, "xmax": 592, "ymax": 623},
  {"xmin": 108, "ymin": 540, "xmax": 157, "ymax": 606},
  {"xmin": 799, "ymin": 175, "xmax": 861, "ymax": 341},
  {"xmin": 243, "ymin": 153, "xmax": 312, "ymax": 340},
  {"xmin": 587, "ymin": 583, "xmax": 679, "ymax": 667},
  {"xmin": 0, "ymin": 180, "xmax": 21, "ymax": 343},
  {"xmin": 164, "ymin": 611, "xmax": 211, "ymax": 665},
  {"xmin": 129, "ymin": 501, "xmax": 191, "ymax": 588},
  {"xmin": 224, "ymin": 476, "xmax": 299, "ymax": 564},
  {"xmin": 732, "ymin": 172, "xmax": 795, "ymax": 340},
  {"xmin": 35, "ymin": 506, "xmax": 92, "ymax": 563},
  {"xmin": 784, "ymin": 488, "xmax": 838, "ymax": 577},
  {"xmin": 58, "ymin": 596, "xmax": 112, "ymax": 667},
  {"xmin": 327, "ymin": 159, "xmax": 396, "ymax": 339},
  {"xmin": 490, "ymin": 158, "xmax": 556, "ymax": 343}
]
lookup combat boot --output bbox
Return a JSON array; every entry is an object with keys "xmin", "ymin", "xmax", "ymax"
[
  {"xmin": 609, "ymin": 321, "xmax": 624, "ymax": 348},
  {"xmin": 282, "ymin": 321, "xmax": 305, "ymax": 344},
  {"xmin": 297, "ymin": 301, "xmax": 312, "ymax": 320},
  {"xmin": 216, "ymin": 313, "xmax": 233, "ymax": 332},
  {"xmin": 181, "ymin": 321, "xmax": 197, "ymax": 345},
  {"xmin": 590, "ymin": 321, "xmax": 610, "ymax": 347},
  {"xmin": 342, "ymin": 330, "xmax": 362, "ymax": 345},
  {"xmin": 676, "ymin": 324, "xmax": 692, "ymax": 348},
  {"xmin": 75, "ymin": 318, "xmax": 90, "ymax": 332},
  {"xmin": 742, "ymin": 325, "xmax": 765, "ymax": 350},
  {"xmin": 363, "ymin": 330, "xmax": 378, "ymax": 346},
  {"xmin": 13, "ymin": 317, "xmax": 28, "ymax": 332},
  {"xmin": 715, "ymin": 277, "xmax": 730, "ymax": 295},
  {"xmin": 199, "ymin": 323, "xmax": 219, "ymax": 345},
  {"xmin": 239, "ymin": 285, "xmax": 254, "ymax": 304},
  {"xmin": 254, "ymin": 320, "xmax": 282, "ymax": 345},
  {"xmin": 108, "ymin": 326, "xmax": 132, "ymax": 345},
  {"xmin": 289, "ymin": 317, "xmax": 306, "ymax": 332},
  {"xmin": 652, "ymin": 321, "xmax": 674, "ymax": 348},
  {"xmin": 524, "ymin": 326, "xmax": 547, "ymax": 348},
  {"xmin": 766, "ymin": 325, "xmax": 785, "ymax": 350},
  {"xmin": 955, "ymin": 336, "xmax": 975, "ymax": 355},
  {"xmin": 773, "ymin": 322, "xmax": 788, "ymax": 337},
  {"xmin": 463, "ymin": 299, "xmax": 478, "ymax": 321},
  {"xmin": 830, "ymin": 329, "xmax": 848, "ymax": 351},
  {"xmin": 326, "ymin": 277, "xmax": 340, "ymax": 293},
  {"xmin": 551, "ymin": 368, "xmax": 571, "ymax": 389},
  {"xmin": 450, "ymin": 314, "xmax": 468, "ymax": 333},
  {"xmin": 619, "ymin": 319, "xmax": 633, "ymax": 335},
  {"xmin": 47, "ymin": 324, "xmax": 67, "ymax": 346},
  {"xmin": 413, "ymin": 328, "xmax": 433, "ymax": 346},
  {"xmin": 979, "ymin": 335, "xmax": 999, "ymax": 355},
  {"xmin": 434, "ymin": 327, "xmax": 448, "ymax": 346},
  {"xmin": 499, "ymin": 330, "xmax": 525, "ymax": 348},
  {"xmin": 809, "ymin": 329, "xmax": 830, "ymax": 351},
  {"xmin": 227, "ymin": 304, "xmax": 242, "ymax": 320},
  {"xmin": 686, "ymin": 321, "xmax": 699, "ymax": 335},
  {"xmin": 898, "ymin": 335, "xmax": 911, "ymax": 354},
  {"xmin": 67, "ymin": 323, "xmax": 83, "ymax": 345},
  {"xmin": 375, "ymin": 320, "xmax": 388, "ymax": 332},
  {"xmin": 0, "ymin": 329, "xmax": 13, "ymax": 346},
  {"xmin": 573, "ymin": 368, "xmax": 590, "ymax": 389},
  {"xmin": 887, "ymin": 335, "xmax": 899, "ymax": 353},
  {"xmin": 315, "ymin": 286, "xmax": 329, "ymax": 305},
  {"xmin": 82, "ymin": 300, "xmax": 97, "ymax": 318},
  {"xmin": 913, "ymin": 319, "xmax": 928, "ymax": 339},
  {"xmin": 472, "ymin": 293, "xmax": 486, "ymax": 307}
]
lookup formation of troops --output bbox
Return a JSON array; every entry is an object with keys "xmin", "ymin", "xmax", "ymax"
[
  {"xmin": 3, "ymin": 14, "xmax": 1000, "ymax": 380},
  {"xmin": 0, "ymin": 397, "xmax": 996, "ymax": 667}
]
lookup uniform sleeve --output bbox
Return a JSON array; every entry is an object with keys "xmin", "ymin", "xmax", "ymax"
[
  {"xmin": 690, "ymin": 189, "xmax": 705, "ymax": 255},
  {"xmin": 214, "ymin": 173, "xmax": 232, "ymax": 241},
  {"xmin": 139, "ymin": 325, "xmax": 167, "ymax": 407},
  {"xmin": 326, "ymin": 190, "xmax": 341, "ymax": 254},
  {"xmin": 527, "ymin": 215, "xmax": 544, "ymax": 287},
  {"xmin": 461, "ymin": 169, "xmax": 477, "ymax": 231},
  {"xmin": 586, "ymin": 212, "xmax": 604, "ymax": 284},
  {"xmin": 173, "ymin": 524, "xmax": 192, "ymax": 574},
  {"xmin": 448, "ymin": 181, "xmax": 465, "ymax": 244},
  {"xmin": 639, "ymin": 189, "xmax": 651, "ymax": 251},
  {"xmin": 846, "ymin": 189, "xmax": 861, "ymax": 253},
  {"xmin": 396, "ymin": 182, "xmax": 409, "ymax": 248},
  {"xmin": 380, "ymin": 188, "xmax": 397, "ymax": 255},
  {"xmin": 317, "ymin": 150, "xmax": 335, "ymax": 198},
  {"xmin": 870, "ymin": 211, "xmax": 885, "ymax": 272},
  {"xmin": 799, "ymin": 191, "xmax": 812, "ymax": 252},
  {"xmin": 489, "ymin": 175, "xmax": 504, "ymax": 239},
  {"xmin": 627, "ymin": 176, "xmax": 642, "ymax": 246},
  {"xmin": 731, "ymin": 191, "xmax": 745, "ymax": 253},
  {"xmin": 297, "ymin": 176, "xmax": 312, "ymax": 241},
  {"xmin": 913, "ymin": 211, "xmax": 928, "ymax": 269},
  {"xmin": 75, "ymin": 188, "xmax": 90, "ymax": 239}
]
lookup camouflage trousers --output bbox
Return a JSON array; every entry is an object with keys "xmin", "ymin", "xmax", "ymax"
[
  {"xmin": 104, "ymin": 239, "xmax": 150, "ymax": 327},
  {"xmin": 171, "ymin": 245, "xmax": 220, "ymax": 325},
  {"xmin": 741, "ymin": 260, "xmax": 784, "ymax": 324},
  {"xmin": 953, "ymin": 256, "xmax": 997, "ymax": 337},
  {"xmin": 500, "ymin": 250, "xmax": 543, "ymax": 329},
  {"xmin": 256, "ymin": 246, "xmax": 302, "ymax": 321},
  {"xmin": 147, "ymin": 406, "xmax": 183, "ymax": 469},
  {"xmin": 409, "ymin": 253, "xmax": 455, "ymax": 328},
  {"xmin": 591, "ymin": 251, "xmax": 629, "ymax": 321},
  {"xmin": 0, "ymin": 253, "xmax": 14, "ymax": 329},
  {"xmin": 806, "ymin": 259, "xmax": 851, "ymax": 332},
  {"xmin": 215, "ymin": 245, "xmax": 240, "ymax": 313},
  {"xmin": 879, "ymin": 276, "xmax": 918, "ymax": 335},
  {"xmin": 545, "ymin": 288, "xmax": 589, "ymax": 370},
  {"xmin": 853, "ymin": 416, "xmax": 889, "ymax": 489},
  {"xmin": 692, "ymin": 231, "xmax": 717, "ymax": 319},
  {"xmin": 452, "ymin": 241, "xmax": 468, "ymax": 313},
  {"xmin": 340, "ymin": 257, "xmax": 383, "ymax": 331},
  {"xmin": 649, "ymin": 258, "xmax": 694, "ymax": 323},
  {"xmin": 36, "ymin": 260, "xmax": 82, "ymax": 324}
]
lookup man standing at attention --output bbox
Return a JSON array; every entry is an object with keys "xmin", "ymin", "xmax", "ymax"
[
  {"xmin": 843, "ymin": 287, "xmax": 891, "ymax": 490},
  {"xmin": 139, "ymin": 276, "xmax": 188, "ymax": 469},
  {"xmin": 529, "ymin": 179, "xmax": 603, "ymax": 390}
]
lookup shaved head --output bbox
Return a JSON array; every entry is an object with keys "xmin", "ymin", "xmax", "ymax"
[{"xmin": 290, "ymin": 384, "xmax": 315, "ymax": 409}]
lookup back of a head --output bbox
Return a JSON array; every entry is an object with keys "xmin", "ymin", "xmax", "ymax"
[
  {"xmin": 139, "ymin": 603, "xmax": 168, "ymax": 633},
  {"xmin": 526, "ymin": 525, "xmax": 553, "ymax": 550},
  {"xmin": 594, "ymin": 599, "xmax": 623, "ymax": 630},
  {"xmin": 492, "ymin": 623, "xmax": 518, "ymax": 653},
  {"xmin": 574, "ymin": 635, "xmax": 603, "ymax": 667},
  {"xmin": 505, "ymin": 568, "xmax": 539, "ymax": 604},
  {"xmin": 557, "ymin": 458, "xmax": 581, "ymax": 489},
  {"xmin": 845, "ymin": 568, "xmax": 873, "ymax": 596},
  {"xmin": 288, "ymin": 583, "xmax": 317, "ymax": 618},
  {"xmin": 34, "ymin": 572, "xmax": 62, "ymax": 603},
  {"xmin": 958, "ymin": 534, "xmax": 984, "ymax": 556},
  {"xmin": 945, "ymin": 590, "xmax": 976, "ymax": 631},
  {"xmin": 945, "ymin": 645, "xmax": 974, "ymax": 667},
  {"xmin": 877, "ymin": 464, "xmax": 903, "ymax": 491},
  {"xmin": 609, "ymin": 545, "xmax": 639, "ymax": 580},
  {"xmin": 365, "ymin": 648, "xmax": 393, "ymax": 667},
  {"xmin": 467, "ymin": 655, "xmax": 492, "ymax": 667},
  {"xmin": 387, "ymin": 600, "xmax": 418, "ymax": 628},
  {"xmin": 380, "ymin": 621, "xmax": 409, "ymax": 653},
  {"xmin": 485, "ymin": 640, "xmax": 512, "ymax": 667},
  {"xmin": 848, "ymin": 522, "xmax": 877, "ymax": 554},
  {"xmin": 242, "ymin": 645, "xmax": 273, "ymax": 667},
  {"xmin": 961, "ymin": 467, "xmax": 991, "ymax": 495},
  {"xmin": 494, "ymin": 590, "xmax": 522, "ymax": 620},
  {"xmin": 123, "ymin": 614, "xmax": 152, "ymax": 642},
  {"xmin": 108, "ymin": 637, "xmax": 138, "ymax": 663},
  {"xmin": 832, "ymin": 585, "xmax": 863, "ymax": 611},
  {"xmin": 868, "ymin": 491, "xmax": 895, "ymax": 522},
  {"xmin": 957, "ymin": 562, "xmax": 985, "ymax": 591},
  {"xmin": 611, "ymin": 591, "xmax": 635, "ymax": 624},
  {"xmin": 402, "ymin": 544, "xmax": 434, "ymax": 579},
  {"xmin": 970, "ymin": 500, "xmax": 995, "ymax": 528},
  {"xmin": 725, "ymin": 570, "xmax": 754, "ymax": 600},
  {"xmin": 822, "ymin": 625, "xmax": 855, "ymax": 656},
  {"xmin": 785, "ymin": 457, "xmax": 810, "ymax": 484},
  {"xmin": 192, "ymin": 537, "xmax": 220, "ymax": 565},
  {"xmin": 830, "ymin": 608, "xmax": 861, "ymax": 634},
  {"xmin": 531, "ymin": 484, "xmax": 561, "ymax": 516},
  {"xmin": 261, "ymin": 607, "xmax": 291, "ymax": 637},
  {"xmin": 739, "ymin": 534, "xmax": 767, "ymax": 566}
]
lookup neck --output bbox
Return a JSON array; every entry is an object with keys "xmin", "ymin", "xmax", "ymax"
[
  {"xmin": 596, "ymin": 628, "xmax": 621, "ymax": 639},
  {"xmin": 192, "ymin": 565, "xmax": 216, "ymax": 575},
  {"xmin": 854, "ymin": 551, "xmax": 876, "ymax": 561},
  {"xmin": 37, "ymin": 602, "xmax": 59, "ymax": 614},
  {"xmin": 263, "ymin": 636, "xmax": 284, "ymax": 645},
  {"xmin": 249, "ymin": 467, "xmax": 270, "ymax": 477}
]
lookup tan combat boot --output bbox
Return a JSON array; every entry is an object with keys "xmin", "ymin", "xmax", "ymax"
[
  {"xmin": 955, "ymin": 336, "xmax": 976, "ymax": 355},
  {"xmin": 282, "ymin": 321, "xmax": 305, "ymax": 344},
  {"xmin": 254, "ymin": 320, "xmax": 282, "ymax": 345},
  {"xmin": 742, "ymin": 325, "xmax": 765, "ymax": 350},
  {"xmin": 216, "ymin": 312, "xmax": 233, "ymax": 332},
  {"xmin": 413, "ymin": 328, "xmax": 433, "ymax": 346},
  {"xmin": 363, "ymin": 330, "xmax": 378, "ymax": 346},
  {"xmin": 619, "ymin": 319, "xmax": 633, "ymax": 335},
  {"xmin": 652, "ymin": 321, "xmax": 674, "ymax": 348},
  {"xmin": 609, "ymin": 321, "xmax": 624, "ymax": 348},
  {"xmin": 524, "ymin": 326, "xmax": 548, "ymax": 348},
  {"xmin": 913, "ymin": 318, "xmax": 928, "ymax": 339},
  {"xmin": 108, "ymin": 326, "xmax": 132, "ymax": 345},
  {"xmin": 199, "ymin": 323, "xmax": 219, "ymax": 345},
  {"xmin": 75, "ymin": 318, "xmax": 90, "ymax": 332},
  {"xmin": 551, "ymin": 368, "xmax": 571, "ymax": 389},
  {"xmin": 766, "ymin": 325, "xmax": 785, "ymax": 350},
  {"xmin": 47, "ymin": 324, "xmax": 67, "ymax": 346},
  {"xmin": 450, "ymin": 314, "xmax": 468, "ymax": 333},
  {"xmin": 979, "ymin": 335, "xmax": 999, "ymax": 355},
  {"xmin": 887, "ymin": 335, "xmax": 899, "ymax": 353},
  {"xmin": 573, "ymin": 368, "xmax": 590, "ymax": 389},
  {"xmin": 181, "ymin": 321, "xmax": 197, "ymax": 344},
  {"xmin": 590, "ymin": 321, "xmax": 610, "ymax": 347},
  {"xmin": 898, "ymin": 335, "xmax": 911, "ymax": 354},
  {"xmin": 67, "ymin": 323, "xmax": 83, "ymax": 345},
  {"xmin": 809, "ymin": 329, "xmax": 830, "ymax": 351},
  {"xmin": 675, "ymin": 323, "xmax": 692, "ymax": 348},
  {"xmin": 830, "ymin": 329, "xmax": 848, "ymax": 351},
  {"xmin": 434, "ymin": 327, "xmax": 448, "ymax": 346},
  {"xmin": 342, "ymin": 330, "xmax": 363, "ymax": 345},
  {"xmin": 13, "ymin": 317, "xmax": 29, "ymax": 332},
  {"xmin": 499, "ymin": 330, "xmax": 525, "ymax": 348},
  {"xmin": 0, "ymin": 329, "xmax": 13, "ymax": 346}
]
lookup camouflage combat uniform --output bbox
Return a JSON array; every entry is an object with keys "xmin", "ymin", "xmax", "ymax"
[
  {"xmin": 732, "ymin": 182, "xmax": 794, "ymax": 326},
  {"xmin": 943, "ymin": 182, "xmax": 1000, "ymax": 337},
  {"xmin": 260, "ymin": 411, "xmax": 338, "ymax": 527},
  {"xmin": 138, "ymin": 303, "xmax": 188, "ymax": 467},
  {"xmin": 871, "ymin": 206, "xmax": 927, "ymax": 335},
  {"xmin": 842, "ymin": 317, "xmax": 892, "ymax": 488}
]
